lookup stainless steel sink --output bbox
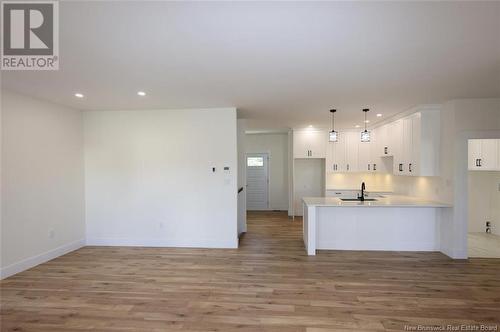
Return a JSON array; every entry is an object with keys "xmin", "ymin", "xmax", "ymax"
[{"xmin": 340, "ymin": 198, "xmax": 378, "ymax": 202}]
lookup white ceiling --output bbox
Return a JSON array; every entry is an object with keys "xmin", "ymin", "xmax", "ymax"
[{"xmin": 3, "ymin": 1, "xmax": 500, "ymax": 130}]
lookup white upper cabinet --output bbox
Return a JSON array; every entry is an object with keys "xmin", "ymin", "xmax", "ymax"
[
  {"xmin": 369, "ymin": 128, "xmax": 389, "ymax": 173},
  {"xmin": 325, "ymin": 105, "xmax": 441, "ymax": 176},
  {"xmin": 326, "ymin": 131, "xmax": 359, "ymax": 173},
  {"xmin": 376, "ymin": 124, "xmax": 393, "ymax": 157},
  {"xmin": 344, "ymin": 131, "xmax": 359, "ymax": 172},
  {"xmin": 358, "ymin": 139, "xmax": 372, "ymax": 172},
  {"xmin": 392, "ymin": 109, "xmax": 440, "ymax": 176},
  {"xmin": 392, "ymin": 119, "xmax": 405, "ymax": 174},
  {"xmin": 326, "ymin": 132, "xmax": 345, "ymax": 172},
  {"xmin": 293, "ymin": 130, "xmax": 327, "ymax": 159},
  {"xmin": 468, "ymin": 139, "xmax": 499, "ymax": 171},
  {"xmin": 498, "ymin": 140, "xmax": 500, "ymax": 169},
  {"xmin": 480, "ymin": 139, "xmax": 498, "ymax": 170},
  {"xmin": 468, "ymin": 139, "xmax": 482, "ymax": 170}
]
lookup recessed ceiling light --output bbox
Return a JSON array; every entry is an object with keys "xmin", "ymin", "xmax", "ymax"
[
  {"xmin": 308, "ymin": 125, "xmax": 313, "ymax": 128},
  {"xmin": 355, "ymin": 125, "xmax": 361, "ymax": 128},
  {"xmin": 376, "ymin": 113, "xmax": 383, "ymax": 117},
  {"xmin": 137, "ymin": 91, "xmax": 146, "ymax": 96},
  {"xmin": 364, "ymin": 120, "xmax": 370, "ymax": 123},
  {"xmin": 74, "ymin": 93, "xmax": 84, "ymax": 98}
]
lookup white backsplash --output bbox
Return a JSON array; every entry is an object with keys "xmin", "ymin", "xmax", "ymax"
[
  {"xmin": 326, "ymin": 173, "xmax": 394, "ymax": 192},
  {"xmin": 326, "ymin": 172, "xmax": 444, "ymax": 201}
]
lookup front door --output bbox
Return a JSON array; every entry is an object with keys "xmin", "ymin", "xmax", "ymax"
[{"xmin": 246, "ymin": 153, "xmax": 269, "ymax": 210}]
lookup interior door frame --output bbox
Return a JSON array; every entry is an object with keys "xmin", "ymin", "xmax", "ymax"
[
  {"xmin": 461, "ymin": 132, "xmax": 500, "ymax": 259},
  {"xmin": 245, "ymin": 152, "xmax": 271, "ymax": 210},
  {"xmin": 436, "ymin": 130, "xmax": 500, "ymax": 260}
]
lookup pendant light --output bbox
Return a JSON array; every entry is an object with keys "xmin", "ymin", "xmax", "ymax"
[
  {"xmin": 360, "ymin": 108, "xmax": 370, "ymax": 142},
  {"xmin": 329, "ymin": 109, "xmax": 339, "ymax": 142}
]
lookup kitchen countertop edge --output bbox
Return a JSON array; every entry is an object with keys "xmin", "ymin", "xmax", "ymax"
[{"xmin": 303, "ymin": 195, "xmax": 452, "ymax": 208}]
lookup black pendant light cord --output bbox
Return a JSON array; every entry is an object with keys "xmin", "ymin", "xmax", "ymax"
[
  {"xmin": 330, "ymin": 109, "xmax": 336, "ymax": 132},
  {"xmin": 363, "ymin": 108, "xmax": 369, "ymax": 132}
]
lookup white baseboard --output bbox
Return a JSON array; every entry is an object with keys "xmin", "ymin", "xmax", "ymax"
[
  {"xmin": 0, "ymin": 239, "xmax": 85, "ymax": 280},
  {"xmin": 86, "ymin": 237, "xmax": 238, "ymax": 249},
  {"xmin": 317, "ymin": 241, "xmax": 438, "ymax": 252},
  {"xmin": 441, "ymin": 247, "xmax": 468, "ymax": 259},
  {"xmin": 247, "ymin": 208, "xmax": 288, "ymax": 212}
]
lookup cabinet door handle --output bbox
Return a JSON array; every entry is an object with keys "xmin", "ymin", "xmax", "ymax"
[
  {"xmin": 409, "ymin": 163, "xmax": 412, "ymax": 172},
  {"xmin": 347, "ymin": 164, "xmax": 350, "ymax": 171},
  {"xmin": 373, "ymin": 164, "xmax": 377, "ymax": 171},
  {"xmin": 478, "ymin": 159, "xmax": 482, "ymax": 167},
  {"xmin": 368, "ymin": 164, "xmax": 370, "ymax": 171},
  {"xmin": 384, "ymin": 147, "xmax": 388, "ymax": 155},
  {"xmin": 475, "ymin": 159, "xmax": 479, "ymax": 167},
  {"xmin": 310, "ymin": 150, "xmax": 312, "ymax": 157},
  {"xmin": 399, "ymin": 163, "xmax": 403, "ymax": 172}
]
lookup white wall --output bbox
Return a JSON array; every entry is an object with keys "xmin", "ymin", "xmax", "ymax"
[
  {"xmin": 1, "ymin": 90, "xmax": 85, "ymax": 279},
  {"xmin": 245, "ymin": 133, "xmax": 289, "ymax": 210},
  {"xmin": 84, "ymin": 108, "xmax": 238, "ymax": 248},
  {"xmin": 294, "ymin": 159, "xmax": 324, "ymax": 216},
  {"xmin": 468, "ymin": 171, "xmax": 500, "ymax": 235}
]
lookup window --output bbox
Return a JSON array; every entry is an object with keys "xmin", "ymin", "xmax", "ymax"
[{"xmin": 247, "ymin": 157, "xmax": 264, "ymax": 167}]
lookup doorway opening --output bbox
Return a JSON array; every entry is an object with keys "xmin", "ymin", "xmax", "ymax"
[
  {"xmin": 246, "ymin": 153, "xmax": 269, "ymax": 210},
  {"xmin": 467, "ymin": 138, "xmax": 500, "ymax": 258}
]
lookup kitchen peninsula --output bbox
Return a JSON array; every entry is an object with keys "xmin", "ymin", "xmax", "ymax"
[{"xmin": 302, "ymin": 195, "xmax": 451, "ymax": 255}]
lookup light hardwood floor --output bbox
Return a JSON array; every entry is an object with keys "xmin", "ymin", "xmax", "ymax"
[{"xmin": 1, "ymin": 211, "xmax": 500, "ymax": 331}]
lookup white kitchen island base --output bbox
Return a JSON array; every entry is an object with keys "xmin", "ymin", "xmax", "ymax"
[{"xmin": 303, "ymin": 196, "xmax": 451, "ymax": 255}]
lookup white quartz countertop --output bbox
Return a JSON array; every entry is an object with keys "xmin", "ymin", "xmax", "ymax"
[{"xmin": 303, "ymin": 195, "xmax": 452, "ymax": 208}]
